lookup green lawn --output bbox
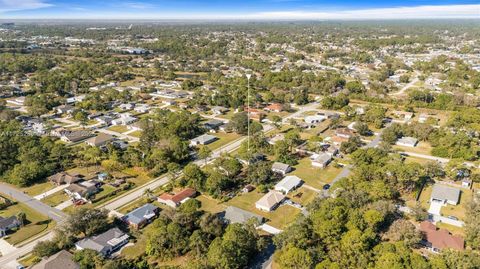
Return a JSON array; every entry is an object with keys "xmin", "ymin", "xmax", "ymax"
[
  {"xmin": 21, "ymin": 182, "xmax": 55, "ymax": 197},
  {"xmin": 129, "ymin": 130, "xmax": 143, "ymax": 138},
  {"xmin": 196, "ymin": 195, "xmax": 227, "ymax": 214},
  {"xmin": 41, "ymin": 191, "xmax": 70, "ymax": 207},
  {"xmin": 290, "ymin": 157, "xmax": 342, "ymax": 189},
  {"xmin": 122, "ymin": 167, "xmax": 152, "ymax": 186},
  {"xmin": 288, "ymin": 187, "xmax": 318, "ymax": 207},
  {"xmin": 107, "ymin": 125, "xmax": 129, "ymax": 133},
  {"xmin": 440, "ymin": 189, "xmax": 472, "ymax": 221},
  {"xmin": 201, "ymin": 132, "xmax": 242, "ymax": 150},
  {"xmin": 225, "ymin": 190, "xmax": 301, "ymax": 229},
  {"xmin": 0, "ymin": 200, "xmax": 54, "ymax": 245},
  {"xmin": 393, "ymin": 141, "xmax": 432, "ymax": 156}
]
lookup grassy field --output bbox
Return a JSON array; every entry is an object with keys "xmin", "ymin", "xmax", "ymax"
[
  {"xmin": 225, "ymin": 190, "xmax": 301, "ymax": 229},
  {"xmin": 122, "ymin": 167, "xmax": 152, "ymax": 186},
  {"xmin": 0, "ymin": 201, "xmax": 54, "ymax": 245},
  {"xmin": 21, "ymin": 181, "xmax": 55, "ymax": 197},
  {"xmin": 290, "ymin": 157, "xmax": 342, "ymax": 189},
  {"xmin": 41, "ymin": 191, "xmax": 70, "ymax": 207},
  {"xmin": 107, "ymin": 125, "xmax": 129, "ymax": 133},
  {"xmin": 129, "ymin": 130, "xmax": 143, "ymax": 138}
]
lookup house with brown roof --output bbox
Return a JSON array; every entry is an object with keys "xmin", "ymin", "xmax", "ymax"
[
  {"xmin": 48, "ymin": 172, "xmax": 82, "ymax": 185},
  {"xmin": 157, "ymin": 188, "xmax": 196, "ymax": 208},
  {"xmin": 419, "ymin": 221, "xmax": 464, "ymax": 253},
  {"xmin": 264, "ymin": 103, "xmax": 284, "ymax": 113},
  {"xmin": 64, "ymin": 181, "xmax": 99, "ymax": 200},
  {"xmin": 335, "ymin": 128, "xmax": 355, "ymax": 139}
]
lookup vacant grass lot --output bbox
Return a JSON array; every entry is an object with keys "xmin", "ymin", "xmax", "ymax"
[
  {"xmin": 129, "ymin": 130, "xmax": 143, "ymax": 138},
  {"xmin": 0, "ymin": 201, "xmax": 53, "ymax": 245},
  {"xmin": 196, "ymin": 194, "xmax": 227, "ymax": 214},
  {"xmin": 201, "ymin": 132, "xmax": 242, "ymax": 150},
  {"xmin": 290, "ymin": 157, "xmax": 342, "ymax": 189}
]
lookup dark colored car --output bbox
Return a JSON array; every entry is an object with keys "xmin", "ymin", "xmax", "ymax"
[{"xmin": 323, "ymin": 184, "xmax": 331, "ymax": 190}]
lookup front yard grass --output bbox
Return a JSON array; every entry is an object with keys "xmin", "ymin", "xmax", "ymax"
[
  {"xmin": 21, "ymin": 181, "xmax": 55, "ymax": 197},
  {"xmin": 290, "ymin": 157, "xmax": 342, "ymax": 189},
  {"xmin": 393, "ymin": 141, "xmax": 432, "ymax": 156},
  {"xmin": 129, "ymin": 130, "xmax": 143, "ymax": 138},
  {"xmin": 288, "ymin": 187, "xmax": 318, "ymax": 206},
  {"xmin": 440, "ymin": 189, "xmax": 471, "ymax": 221},
  {"xmin": 41, "ymin": 191, "xmax": 70, "ymax": 207},
  {"xmin": 196, "ymin": 194, "xmax": 226, "ymax": 214},
  {"xmin": 107, "ymin": 125, "xmax": 129, "ymax": 133},
  {"xmin": 0, "ymin": 201, "xmax": 54, "ymax": 245}
]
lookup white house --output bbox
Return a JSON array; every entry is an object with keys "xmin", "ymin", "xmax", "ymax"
[
  {"xmin": 311, "ymin": 153, "xmax": 332, "ymax": 168},
  {"xmin": 255, "ymin": 190, "xmax": 286, "ymax": 212},
  {"xmin": 396, "ymin": 136, "xmax": 418, "ymax": 148},
  {"xmin": 190, "ymin": 134, "xmax": 217, "ymax": 146},
  {"xmin": 112, "ymin": 113, "xmax": 137, "ymax": 125},
  {"xmin": 430, "ymin": 184, "xmax": 461, "ymax": 205},
  {"xmin": 304, "ymin": 115, "xmax": 326, "ymax": 124},
  {"xmin": 274, "ymin": 175, "xmax": 302, "ymax": 194}
]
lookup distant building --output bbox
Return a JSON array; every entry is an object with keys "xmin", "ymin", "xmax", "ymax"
[
  {"xmin": 271, "ymin": 162, "xmax": 291, "ymax": 175},
  {"xmin": 264, "ymin": 103, "xmax": 284, "ymax": 113},
  {"xmin": 310, "ymin": 153, "xmax": 332, "ymax": 168},
  {"xmin": 48, "ymin": 172, "xmax": 82, "ymax": 185},
  {"xmin": 85, "ymin": 134, "xmax": 115, "ymax": 147},
  {"xmin": 60, "ymin": 131, "xmax": 92, "ymax": 143},
  {"xmin": 396, "ymin": 136, "xmax": 418, "ymax": 148},
  {"xmin": 190, "ymin": 134, "xmax": 218, "ymax": 146},
  {"xmin": 0, "ymin": 216, "xmax": 20, "ymax": 237}
]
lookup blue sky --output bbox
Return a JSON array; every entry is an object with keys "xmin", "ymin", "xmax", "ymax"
[{"xmin": 1, "ymin": 0, "xmax": 479, "ymax": 19}]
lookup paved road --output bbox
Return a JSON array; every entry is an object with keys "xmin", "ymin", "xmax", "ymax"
[
  {"xmin": 391, "ymin": 73, "xmax": 420, "ymax": 96},
  {"xmin": 282, "ymin": 102, "xmax": 320, "ymax": 124},
  {"xmin": 33, "ymin": 184, "xmax": 69, "ymax": 200},
  {"xmin": 0, "ymin": 183, "xmax": 66, "ymax": 222}
]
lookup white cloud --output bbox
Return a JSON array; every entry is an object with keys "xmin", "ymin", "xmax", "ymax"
[
  {"xmin": 0, "ymin": 0, "xmax": 52, "ymax": 12},
  {"xmin": 247, "ymin": 4, "xmax": 480, "ymax": 20}
]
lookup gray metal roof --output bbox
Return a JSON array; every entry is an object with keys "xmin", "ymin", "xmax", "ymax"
[
  {"xmin": 123, "ymin": 203, "xmax": 158, "ymax": 225},
  {"xmin": 431, "ymin": 184, "xmax": 461, "ymax": 203},
  {"xmin": 224, "ymin": 206, "xmax": 263, "ymax": 224}
]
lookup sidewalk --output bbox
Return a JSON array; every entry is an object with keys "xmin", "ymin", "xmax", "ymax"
[
  {"xmin": 55, "ymin": 200, "xmax": 73, "ymax": 210},
  {"xmin": 34, "ymin": 184, "xmax": 69, "ymax": 200},
  {"xmin": 0, "ymin": 239, "xmax": 17, "ymax": 256}
]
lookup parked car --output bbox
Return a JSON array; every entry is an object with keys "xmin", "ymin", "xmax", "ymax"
[
  {"xmin": 323, "ymin": 184, "xmax": 331, "ymax": 190},
  {"xmin": 447, "ymin": 215, "xmax": 458, "ymax": 221}
]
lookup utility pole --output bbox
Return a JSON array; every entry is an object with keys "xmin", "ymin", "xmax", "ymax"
[{"xmin": 246, "ymin": 73, "xmax": 251, "ymax": 153}]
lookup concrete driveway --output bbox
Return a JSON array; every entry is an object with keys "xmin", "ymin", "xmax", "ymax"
[
  {"xmin": 428, "ymin": 201, "xmax": 443, "ymax": 215},
  {"xmin": 0, "ymin": 239, "xmax": 17, "ymax": 256}
]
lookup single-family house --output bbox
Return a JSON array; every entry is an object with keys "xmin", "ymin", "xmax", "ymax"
[
  {"xmin": 6, "ymin": 96, "xmax": 25, "ymax": 106},
  {"xmin": 122, "ymin": 203, "xmax": 159, "ymax": 229},
  {"xmin": 75, "ymin": 227, "xmax": 129, "ymax": 256},
  {"xmin": 203, "ymin": 119, "xmax": 225, "ymax": 132},
  {"xmin": 119, "ymin": 103, "xmax": 134, "ymax": 110},
  {"xmin": 418, "ymin": 113, "xmax": 429, "ymax": 123},
  {"xmin": 264, "ymin": 103, "xmax": 284, "ymax": 113},
  {"xmin": 274, "ymin": 175, "xmax": 303, "ymax": 194},
  {"xmin": 60, "ymin": 131, "xmax": 92, "ymax": 143},
  {"xmin": 335, "ymin": 128, "xmax": 355, "ymax": 139},
  {"xmin": 96, "ymin": 116, "xmax": 114, "ymax": 125},
  {"xmin": 85, "ymin": 134, "xmax": 115, "ymax": 147},
  {"xmin": 190, "ymin": 134, "xmax": 218, "ymax": 146},
  {"xmin": 311, "ymin": 153, "xmax": 332, "ymax": 168},
  {"xmin": 431, "ymin": 184, "xmax": 461, "ymax": 205},
  {"xmin": 212, "ymin": 106, "xmax": 229, "ymax": 115},
  {"xmin": 223, "ymin": 206, "xmax": 264, "ymax": 225},
  {"xmin": 396, "ymin": 136, "xmax": 418, "ymax": 148},
  {"xmin": 0, "ymin": 216, "xmax": 20, "ymax": 237},
  {"xmin": 157, "ymin": 188, "xmax": 196, "ymax": 208},
  {"xmin": 133, "ymin": 104, "xmax": 150, "ymax": 113},
  {"xmin": 31, "ymin": 250, "xmax": 80, "ymax": 269},
  {"xmin": 255, "ymin": 190, "xmax": 286, "ymax": 212},
  {"xmin": 268, "ymin": 134, "xmax": 285, "ymax": 145},
  {"xmin": 392, "ymin": 111, "xmax": 413, "ymax": 122},
  {"xmin": 271, "ymin": 162, "xmax": 292, "ymax": 175},
  {"xmin": 112, "ymin": 113, "xmax": 137, "ymax": 125},
  {"xmin": 419, "ymin": 221, "xmax": 464, "ymax": 252},
  {"xmin": 304, "ymin": 115, "xmax": 326, "ymax": 125},
  {"xmin": 65, "ymin": 181, "xmax": 99, "ymax": 200},
  {"xmin": 48, "ymin": 172, "xmax": 82, "ymax": 185},
  {"xmin": 55, "ymin": 105, "xmax": 75, "ymax": 115}
]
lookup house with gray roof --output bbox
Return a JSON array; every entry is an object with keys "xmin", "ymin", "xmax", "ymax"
[
  {"xmin": 274, "ymin": 175, "xmax": 303, "ymax": 194},
  {"xmin": 122, "ymin": 203, "xmax": 159, "ymax": 229},
  {"xmin": 75, "ymin": 227, "xmax": 129, "ymax": 256},
  {"xmin": 0, "ymin": 216, "xmax": 20, "ymax": 237},
  {"xmin": 190, "ymin": 134, "xmax": 218, "ymax": 146},
  {"xmin": 310, "ymin": 153, "xmax": 332, "ymax": 168},
  {"xmin": 271, "ymin": 162, "xmax": 291, "ymax": 175},
  {"xmin": 223, "ymin": 206, "xmax": 264, "ymax": 225},
  {"xmin": 396, "ymin": 136, "xmax": 418, "ymax": 148},
  {"xmin": 431, "ymin": 184, "xmax": 461, "ymax": 205},
  {"xmin": 31, "ymin": 250, "xmax": 79, "ymax": 269}
]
